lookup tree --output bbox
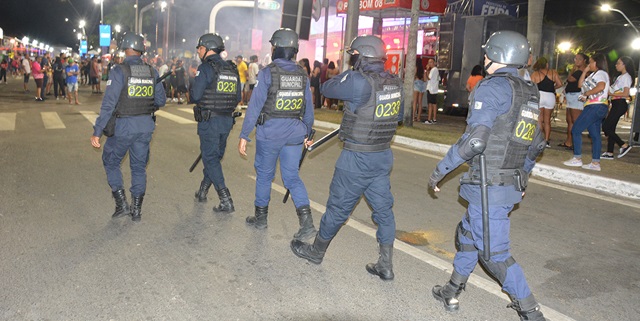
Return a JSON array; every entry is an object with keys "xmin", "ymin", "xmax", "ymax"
[
  {"xmin": 527, "ymin": 0, "xmax": 545, "ymax": 59},
  {"xmin": 402, "ymin": 0, "xmax": 420, "ymax": 126}
]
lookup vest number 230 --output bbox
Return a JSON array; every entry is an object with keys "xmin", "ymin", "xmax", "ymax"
[
  {"xmin": 515, "ymin": 120, "xmax": 535, "ymax": 141},
  {"xmin": 128, "ymin": 85, "xmax": 154, "ymax": 97}
]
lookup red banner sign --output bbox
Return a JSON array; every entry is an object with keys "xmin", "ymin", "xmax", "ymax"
[{"xmin": 336, "ymin": 0, "xmax": 446, "ymax": 14}]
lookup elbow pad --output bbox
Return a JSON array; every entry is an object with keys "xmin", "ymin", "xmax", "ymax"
[
  {"xmin": 457, "ymin": 125, "xmax": 490, "ymax": 160},
  {"xmin": 527, "ymin": 127, "xmax": 546, "ymax": 161}
]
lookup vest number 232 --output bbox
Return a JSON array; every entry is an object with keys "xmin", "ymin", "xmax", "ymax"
[{"xmin": 276, "ymin": 98, "xmax": 303, "ymax": 111}]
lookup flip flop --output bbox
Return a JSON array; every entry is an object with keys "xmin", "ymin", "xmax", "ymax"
[{"xmin": 557, "ymin": 143, "xmax": 570, "ymax": 148}]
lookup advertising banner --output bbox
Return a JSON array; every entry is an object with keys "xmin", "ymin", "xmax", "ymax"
[
  {"xmin": 473, "ymin": 0, "xmax": 517, "ymax": 17},
  {"xmin": 99, "ymin": 25, "xmax": 111, "ymax": 47}
]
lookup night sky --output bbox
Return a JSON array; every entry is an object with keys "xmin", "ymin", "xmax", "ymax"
[{"xmin": 1, "ymin": 0, "xmax": 639, "ymax": 52}]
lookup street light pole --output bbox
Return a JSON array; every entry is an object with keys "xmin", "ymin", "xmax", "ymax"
[
  {"xmin": 94, "ymin": 0, "xmax": 104, "ymax": 24},
  {"xmin": 602, "ymin": 4, "xmax": 640, "ymax": 146}
]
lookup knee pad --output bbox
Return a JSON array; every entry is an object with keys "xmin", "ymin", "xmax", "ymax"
[{"xmin": 478, "ymin": 255, "xmax": 516, "ymax": 284}]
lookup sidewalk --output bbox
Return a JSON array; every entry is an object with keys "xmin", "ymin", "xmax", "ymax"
[{"xmin": 314, "ymin": 112, "xmax": 640, "ymax": 201}]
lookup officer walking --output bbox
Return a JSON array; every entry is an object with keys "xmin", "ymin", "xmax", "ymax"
[
  {"xmin": 90, "ymin": 33, "xmax": 166, "ymax": 222},
  {"xmin": 290, "ymin": 35, "xmax": 403, "ymax": 281},
  {"xmin": 191, "ymin": 33, "xmax": 241, "ymax": 213},
  {"xmin": 238, "ymin": 28, "xmax": 316, "ymax": 241},
  {"xmin": 428, "ymin": 31, "xmax": 546, "ymax": 320}
]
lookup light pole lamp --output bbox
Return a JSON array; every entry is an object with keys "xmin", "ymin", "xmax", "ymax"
[
  {"xmin": 94, "ymin": 0, "xmax": 104, "ymax": 24},
  {"xmin": 555, "ymin": 41, "xmax": 571, "ymax": 71},
  {"xmin": 601, "ymin": 4, "xmax": 640, "ymax": 146}
]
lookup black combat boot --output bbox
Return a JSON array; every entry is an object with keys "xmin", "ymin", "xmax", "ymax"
[
  {"xmin": 432, "ymin": 271, "xmax": 468, "ymax": 312},
  {"xmin": 290, "ymin": 234, "xmax": 332, "ymax": 264},
  {"xmin": 130, "ymin": 194, "xmax": 144, "ymax": 222},
  {"xmin": 194, "ymin": 180, "xmax": 212, "ymax": 202},
  {"xmin": 246, "ymin": 205, "xmax": 268, "ymax": 229},
  {"xmin": 111, "ymin": 189, "xmax": 130, "ymax": 218},
  {"xmin": 212, "ymin": 187, "xmax": 234, "ymax": 213},
  {"xmin": 508, "ymin": 294, "xmax": 546, "ymax": 321},
  {"xmin": 366, "ymin": 243, "xmax": 395, "ymax": 280},
  {"xmin": 293, "ymin": 205, "xmax": 316, "ymax": 241}
]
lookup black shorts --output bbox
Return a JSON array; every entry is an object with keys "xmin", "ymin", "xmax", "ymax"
[
  {"xmin": 90, "ymin": 77, "xmax": 99, "ymax": 85},
  {"xmin": 177, "ymin": 85, "xmax": 188, "ymax": 93},
  {"xmin": 24, "ymin": 74, "xmax": 30, "ymax": 83},
  {"xmin": 249, "ymin": 84, "xmax": 255, "ymax": 90},
  {"xmin": 427, "ymin": 92, "xmax": 437, "ymax": 104}
]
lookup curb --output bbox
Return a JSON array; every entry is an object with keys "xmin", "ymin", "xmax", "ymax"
[{"xmin": 313, "ymin": 120, "xmax": 640, "ymax": 201}]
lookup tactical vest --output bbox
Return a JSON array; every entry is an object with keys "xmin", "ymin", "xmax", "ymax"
[
  {"xmin": 115, "ymin": 63, "xmax": 157, "ymax": 116},
  {"xmin": 198, "ymin": 60, "xmax": 240, "ymax": 115},
  {"xmin": 261, "ymin": 62, "xmax": 307, "ymax": 121},
  {"xmin": 466, "ymin": 73, "xmax": 540, "ymax": 186},
  {"xmin": 339, "ymin": 70, "xmax": 403, "ymax": 152}
]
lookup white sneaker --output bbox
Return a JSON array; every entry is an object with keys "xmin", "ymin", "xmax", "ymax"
[
  {"xmin": 563, "ymin": 157, "xmax": 583, "ymax": 167},
  {"xmin": 581, "ymin": 163, "xmax": 601, "ymax": 171},
  {"xmin": 179, "ymin": 98, "xmax": 184, "ymax": 103},
  {"xmin": 172, "ymin": 98, "xmax": 178, "ymax": 103}
]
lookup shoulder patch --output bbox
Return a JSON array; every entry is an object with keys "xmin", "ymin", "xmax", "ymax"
[
  {"xmin": 195, "ymin": 70, "xmax": 200, "ymax": 77},
  {"xmin": 340, "ymin": 74, "xmax": 349, "ymax": 83},
  {"xmin": 106, "ymin": 80, "xmax": 112, "ymax": 86},
  {"xmin": 474, "ymin": 101, "xmax": 483, "ymax": 110}
]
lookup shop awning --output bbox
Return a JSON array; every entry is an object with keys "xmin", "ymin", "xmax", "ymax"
[{"xmin": 336, "ymin": 0, "xmax": 447, "ymax": 18}]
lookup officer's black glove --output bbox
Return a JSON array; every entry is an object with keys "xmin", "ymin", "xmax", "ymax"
[{"xmin": 429, "ymin": 168, "xmax": 445, "ymax": 190}]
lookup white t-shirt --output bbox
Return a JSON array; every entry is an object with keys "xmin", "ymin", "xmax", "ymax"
[
  {"xmin": 426, "ymin": 67, "xmax": 439, "ymax": 93},
  {"xmin": 610, "ymin": 73, "xmax": 632, "ymax": 98},
  {"xmin": 247, "ymin": 62, "xmax": 259, "ymax": 85},
  {"xmin": 582, "ymin": 70, "xmax": 609, "ymax": 106},
  {"xmin": 22, "ymin": 58, "xmax": 31, "ymax": 74},
  {"xmin": 158, "ymin": 64, "xmax": 169, "ymax": 79}
]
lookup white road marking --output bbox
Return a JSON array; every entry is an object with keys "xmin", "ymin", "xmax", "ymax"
[
  {"xmin": 40, "ymin": 112, "xmax": 66, "ymax": 129},
  {"xmin": 79, "ymin": 111, "xmax": 98, "ymax": 126},
  {"xmin": 155, "ymin": 110, "xmax": 196, "ymax": 124},
  {"xmin": 249, "ymin": 174, "xmax": 576, "ymax": 321},
  {"xmin": 0, "ymin": 113, "xmax": 16, "ymax": 131}
]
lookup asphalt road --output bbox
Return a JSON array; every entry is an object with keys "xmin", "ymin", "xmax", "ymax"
[{"xmin": 1, "ymin": 84, "xmax": 639, "ymax": 321}]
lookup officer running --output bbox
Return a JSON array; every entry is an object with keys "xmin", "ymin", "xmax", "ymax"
[
  {"xmin": 238, "ymin": 28, "xmax": 316, "ymax": 241},
  {"xmin": 428, "ymin": 31, "xmax": 546, "ymax": 321},
  {"xmin": 90, "ymin": 33, "xmax": 166, "ymax": 222},
  {"xmin": 290, "ymin": 35, "xmax": 403, "ymax": 281},
  {"xmin": 191, "ymin": 33, "xmax": 241, "ymax": 213}
]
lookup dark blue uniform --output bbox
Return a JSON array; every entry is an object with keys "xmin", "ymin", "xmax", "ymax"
[
  {"xmin": 434, "ymin": 67, "xmax": 536, "ymax": 301},
  {"xmin": 317, "ymin": 60, "xmax": 403, "ymax": 246},
  {"xmin": 93, "ymin": 55, "xmax": 166, "ymax": 197},
  {"xmin": 239, "ymin": 58, "xmax": 314, "ymax": 208},
  {"xmin": 190, "ymin": 54, "xmax": 241, "ymax": 192}
]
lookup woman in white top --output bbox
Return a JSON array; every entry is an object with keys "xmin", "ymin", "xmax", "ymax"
[
  {"xmin": 563, "ymin": 53, "xmax": 610, "ymax": 171},
  {"xmin": 601, "ymin": 56, "xmax": 635, "ymax": 159}
]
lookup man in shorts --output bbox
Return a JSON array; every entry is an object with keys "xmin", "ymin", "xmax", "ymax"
[
  {"xmin": 66, "ymin": 58, "xmax": 81, "ymax": 104},
  {"xmin": 22, "ymin": 55, "xmax": 31, "ymax": 92}
]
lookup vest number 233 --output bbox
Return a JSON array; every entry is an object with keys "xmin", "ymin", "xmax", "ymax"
[
  {"xmin": 514, "ymin": 120, "xmax": 535, "ymax": 141},
  {"xmin": 375, "ymin": 100, "xmax": 400, "ymax": 119}
]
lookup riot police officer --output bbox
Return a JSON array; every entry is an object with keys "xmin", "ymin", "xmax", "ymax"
[
  {"xmin": 428, "ymin": 31, "xmax": 546, "ymax": 321},
  {"xmin": 90, "ymin": 33, "xmax": 166, "ymax": 222},
  {"xmin": 290, "ymin": 35, "xmax": 403, "ymax": 281},
  {"xmin": 191, "ymin": 33, "xmax": 241, "ymax": 213},
  {"xmin": 238, "ymin": 28, "xmax": 316, "ymax": 241}
]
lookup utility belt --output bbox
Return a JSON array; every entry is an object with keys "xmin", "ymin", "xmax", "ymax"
[
  {"xmin": 193, "ymin": 106, "xmax": 233, "ymax": 122},
  {"xmin": 103, "ymin": 112, "xmax": 155, "ymax": 137},
  {"xmin": 256, "ymin": 112, "xmax": 301, "ymax": 125},
  {"xmin": 343, "ymin": 141, "xmax": 391, "ymax": 152},
  {"xmin": 462, "ymin": 168, "xmax": 528, "ymax": 192}
]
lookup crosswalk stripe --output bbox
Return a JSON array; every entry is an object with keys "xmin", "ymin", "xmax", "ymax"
[
  {"xmin": 0, "ymin": 113, "xmax": 17, "ymax": 131},
  {"xmin": 155, "ymin": 110, "xmax": 196, "ymax": 124},
  {"xmin": 79, "ymin": 111, "xmax": 98, "ymax": 126},
  {"xmin": 177, "ymin": 108, "xmax": 193, "ymax": 114},
  {"xmin": 41, "ymin": 112, "xmax": 66, "ymax": 129}
]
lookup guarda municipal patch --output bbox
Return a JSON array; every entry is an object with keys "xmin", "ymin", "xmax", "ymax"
[{"xmin": 474, "ymin": 101, "xmax": 483, "ymax": 110}]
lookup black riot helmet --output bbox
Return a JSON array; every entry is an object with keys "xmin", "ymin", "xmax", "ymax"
[
  {"xmin": 269, "ymin": 28, "xmax": 299, "ymax": 52},
  {"xmin": 197, "ymin": 33, "xmax": 225, "ymax": 53},
  {"xmin": 482, "ymin": 30, "xmax": 530, "ymax": 68},
  {"xmin": 119, "ymin": 32, "xmax": 146, "ymax": 53},
  {"xmin": 347, "ymin": 35, "xmax": 386, "ymax": 59}
]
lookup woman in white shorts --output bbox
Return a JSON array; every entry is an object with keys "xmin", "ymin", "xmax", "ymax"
[
  {"xmin": 560, "ymin": 53, "xmax": 588, "ymax": 149},
  {"xmin": 530, "ymin": 57, "xmax": 563, "ymax": 147}
]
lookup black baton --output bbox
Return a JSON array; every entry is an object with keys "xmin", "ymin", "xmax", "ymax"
[
  {"xmin": 189, "ymin": 153, "xmax": 202, "ymax": 172},
  {"xmin": 283, "ymin": 129, "xmax": 316, "ymax": 203},
  {"xmin": 307, "ymin": 128, "xmax": 339, "ymax": 152},
  {"xmin": 459, "ymin": 154, "xmax": 490, "ymax": 261}
]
